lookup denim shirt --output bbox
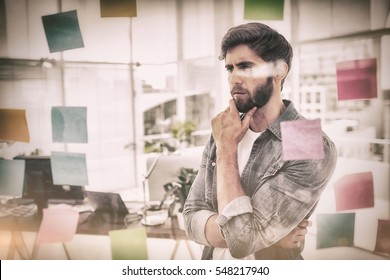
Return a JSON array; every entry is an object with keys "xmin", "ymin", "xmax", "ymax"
[{"xmin": 182, "ymin": 100, "xmax": 338, "ymax": 259}]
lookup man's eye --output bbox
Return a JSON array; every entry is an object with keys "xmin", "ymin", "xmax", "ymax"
[{"xmin": 240, "ymin": 64, "xmax": 251, "ymax": 69}]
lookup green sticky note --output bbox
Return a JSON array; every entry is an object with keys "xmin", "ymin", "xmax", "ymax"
[
  {"xmin": 244, "ymin": 0, "xmax": 284, "ymax": 20},
  {"xmin": 109, "ymin": 227, "xmax": 148, "ymax": 260},
  {"xmin": 316, "ymin": 213, "xmax": 355, "ymax": 249},
  {"xmin": 42, "ymin": 10, "xmax": 84, "ymax": 53}
]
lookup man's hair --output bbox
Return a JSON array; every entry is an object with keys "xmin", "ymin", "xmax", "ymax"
[{"xmin": 219, "ymin": 22, "xmax": 293, "ymax": 86}]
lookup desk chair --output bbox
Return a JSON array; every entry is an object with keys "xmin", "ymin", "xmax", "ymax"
[{"xmin": 30, "ymin": 208, "xmax": 79, "ymax": 259}]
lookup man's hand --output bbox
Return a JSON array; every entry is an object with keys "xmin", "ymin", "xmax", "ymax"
[
  {"xmin": 211, "ymin": 99, "xmax": 256, "ymax": 149},
  {"xmin": 277, "ymin": 219, "xmax": 312, "ymax": 249}
]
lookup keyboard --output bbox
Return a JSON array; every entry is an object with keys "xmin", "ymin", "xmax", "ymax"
[{"xmin": 0, "ymin": 203, "xmax": 37, "ymax": 218}]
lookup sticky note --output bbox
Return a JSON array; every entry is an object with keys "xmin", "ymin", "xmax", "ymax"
[
  {"xmin": 0, "ymin": 109, "xmax": 30, "ymax": 142},
  {"xmin": 0, "ymin": 159, "xmax": 25, "ymax": 196},
  {"xmin": 36, "ymin": 208, "xmax": 79, "ymax": 244},
  {"xmin": 52, "ymin": 106, "xmax": 88, "ymax": 143},
  {"xmin": 334, "ymin": 172, "xmax": 374, "ymax": 211},
  {"xmin": 281, "ymin": 119, "xmax": 324, "ymax": 161},
  {"xmin": 42, "ymin": 10, "xmax": 84, "ymax": 53},
  {"xmin": 109, "ymin": 227, "xmax": 148, "ymax": 260},
  {"xmin": 244, "ymin": 0, "xmax": 284, "ymax": 20},
  {"xmin": 316, "ymin": 213, "xmax": 355, "ymax": 249},
  {"xmin": 100, "ymin": 0, "xmax": 137, "ymax": 17},
  {"xmin": 374, "ymin": 219, "xmax": 390, "ymax": 255},
  {"xmin": 50, "ymin": 151, "xmax": 88, "ymax": 186},
  {"xmin": 336, "ymin": 58, "xmax": 377, "ymax": 100}
]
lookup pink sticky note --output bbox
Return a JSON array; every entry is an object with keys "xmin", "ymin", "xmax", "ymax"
[
  {"xmin": 334, "ymin": 172, "xmax": 374, "ymax": 211},
  {"xmin": 336, "ymin": 58, "xmax": 377, "ymax": 100},
  {"xmin": 36, "ymin": 208, "xmax": 79, "ymax": 244},
  {"xmin": 281, "ymin": 119, "xmax": 324, "ymax": 161}
]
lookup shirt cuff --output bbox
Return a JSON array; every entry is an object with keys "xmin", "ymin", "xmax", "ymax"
[
  {"xmin": 216, "ymin": 196, "xmax": 252, "ymax": 226},
  {"xmin": 190, "ymin": 209, "xmax": 216, "ymax": 246}
]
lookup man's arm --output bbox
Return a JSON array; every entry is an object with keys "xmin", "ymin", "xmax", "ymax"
[
  {"xmin": 205, "ymin": 215, "xmax": 312, "ymax": 249},
  {"xmin": 211, "ymin": 100, "xmax": 256, "ymax": 212}
]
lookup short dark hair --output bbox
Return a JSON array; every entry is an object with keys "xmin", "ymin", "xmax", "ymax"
[{"xmin": 219, "ymin": 22, "xmax": 293, "ymax": 79}]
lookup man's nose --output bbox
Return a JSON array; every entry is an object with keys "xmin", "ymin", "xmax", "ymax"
[{"xmin": 229, "ymin": 69, "xmax": 243, "ymax": 85}]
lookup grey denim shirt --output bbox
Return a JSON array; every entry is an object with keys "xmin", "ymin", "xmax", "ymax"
[{"xmin": 182, "ymin": 100, "xmax": 338, "ymax": 259}]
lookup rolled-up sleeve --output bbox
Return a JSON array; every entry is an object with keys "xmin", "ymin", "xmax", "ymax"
[
  {"xmin": 186, "ymin": 209, "xmax": 215, "ymax": 246},
  {"xmin": 216, "ymin": 196, "xmax": 253, "ymax": 226},
  {"xmin": 182, "ymin": 141, "xmax": 217, "ymax": 246}
]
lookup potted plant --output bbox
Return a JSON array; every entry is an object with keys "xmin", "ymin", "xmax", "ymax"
[
  {"xmin": 170, "ymin": 120, "xmax": 197, "ymax": 149},
  {"xmin": 163, "ymin": 167, "xmax": 198, "ymax": 229}
]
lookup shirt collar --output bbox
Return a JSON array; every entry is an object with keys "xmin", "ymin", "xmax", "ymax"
[{"xmin": 266, "ymin": 99, "xmax": 302, "ymax": 141}]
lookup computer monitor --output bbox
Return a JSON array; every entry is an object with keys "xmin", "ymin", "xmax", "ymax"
[
  {"xmin": 146, "ymin": 154, "xmax": 201, "ymax": 202},
  {"xmin": 14, "ymin": 156, "xmax": 85, "ymax": 213}
]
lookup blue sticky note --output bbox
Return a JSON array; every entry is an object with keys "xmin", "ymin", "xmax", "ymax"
[
  {"xmin": 52, "ymin": 106, "xmax": 88, "ymax": 143},
  {"xmin": 0, "ymin": 159, "xmax": 25, "ymax": 196},
  {"xmin": 317, "ymin": 213, "xmax": 355, "ymax": 249},
  {"xmin": 50, "ymin": 151, "xmax": 88, "ymax": 186},
  {"xmin": 42, "ymin": 10, "xmax": 84, "ymax": 53}
]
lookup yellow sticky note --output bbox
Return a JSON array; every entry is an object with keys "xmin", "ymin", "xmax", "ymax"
[
  {"xmin": 0, "ymin": 109, "xmax": 30, "ymax": 142},
  {"xmin": 109, "ymin": 227, "xmax": 148, "ymax": 260}
]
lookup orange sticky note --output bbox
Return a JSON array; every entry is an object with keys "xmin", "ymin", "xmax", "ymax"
[
  {"xmin": 36, "ymin": 208, "xmax": 79, "ymax": 244},
  {"xmin": 374, "ymin": 219, "xmax": 390, "ymax": 255},
  {"xmin": 0, "ymin": 109, "xmax": 30, "ymax": 142},
  {"xmin": 100, "ymin": 0, "xmax": 137, "ymax": 17}
]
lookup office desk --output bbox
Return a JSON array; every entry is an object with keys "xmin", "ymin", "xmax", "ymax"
[{"xmin": 0, "ymin": 209, "xmax": 195, "ymax": 260}]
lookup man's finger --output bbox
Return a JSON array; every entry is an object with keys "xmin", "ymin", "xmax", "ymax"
[
  {"xmin": 228, "ymin": 99, "xmax": 238, "ymax": 113},
  {"xmin": 241, "ymin": 106, "xmax": 257, "ymax": 129},
  {"xmin": 298, "ymin": 219, "xmax": 312, "ymax": 228}
]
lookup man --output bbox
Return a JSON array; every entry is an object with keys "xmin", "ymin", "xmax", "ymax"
[{"xmin": 182, "ymin": 22, "xmax": 337, "ymax": 259}]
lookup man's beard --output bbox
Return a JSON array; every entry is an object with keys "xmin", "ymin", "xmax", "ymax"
[{"xmin": 233, "ymin": 77, "xmax": 273, "ymax": 113}]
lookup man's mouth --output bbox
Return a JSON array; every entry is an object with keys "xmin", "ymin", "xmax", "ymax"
[{"xmin": 232, "ymin": 91, "xmax": 246, "ymax": 98}]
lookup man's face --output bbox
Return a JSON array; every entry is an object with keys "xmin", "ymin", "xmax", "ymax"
[{"xmin": 225, "ymin": 44, "xmax": 274, "ymax": 113}]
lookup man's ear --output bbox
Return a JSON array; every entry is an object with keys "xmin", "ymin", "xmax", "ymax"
[{"xmin": 273, "ymin": 61, "xmax": 288, "ymax": 81}]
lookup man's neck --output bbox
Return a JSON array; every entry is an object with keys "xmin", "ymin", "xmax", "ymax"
[{"xmin": 249, "ymin": 98, "xmax": 285, "ymax": 132}]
